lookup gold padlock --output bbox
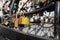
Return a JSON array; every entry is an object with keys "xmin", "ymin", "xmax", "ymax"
[
  {"xmin": 14, "ymin": 18, "xmax": 18, "ymax": 27},
  {"xmin": 5, "ymin": 21, "xmax": 9, "ymax": 25},
  {"xmin": 22, "ymin": 16, "xmax": 30, "ymax": 25}
]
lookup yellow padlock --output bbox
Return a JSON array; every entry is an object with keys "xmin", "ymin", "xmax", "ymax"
[{"xmin": 22, "ymin": 16, "xmax": 30, "ymax": 25}]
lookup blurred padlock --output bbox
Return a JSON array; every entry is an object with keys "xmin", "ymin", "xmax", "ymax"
[
  {"xmin": 14, "ymin": 18, "xmax": 18, "ymax": 28},
  {"xmin": 30, "ymin": 18, "xmax": 34, "ymax": 22},
  {"xmin": 22, "ymin": 16, "xmax": 30, "ymax": 25},
  {"xmin": 40, "ymin": 16, "xmax": 44, "ymax": 23}
]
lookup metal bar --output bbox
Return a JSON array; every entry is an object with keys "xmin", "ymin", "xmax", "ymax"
[
  {"xmin": 0, "ymin": 25, "xmax": 46, "ymax": 40},
  {"xmin": 24, "ymin": 2, "xmax": 55, "ymax": 15}
]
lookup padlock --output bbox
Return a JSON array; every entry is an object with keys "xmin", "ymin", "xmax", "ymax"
[
  {"xmin": 22, "ymin": 16, "xmax": 30, "ymax": 25},
  {"xmin": 14, "ymin": 18, "xmax": 18, "ymax": 28}
]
